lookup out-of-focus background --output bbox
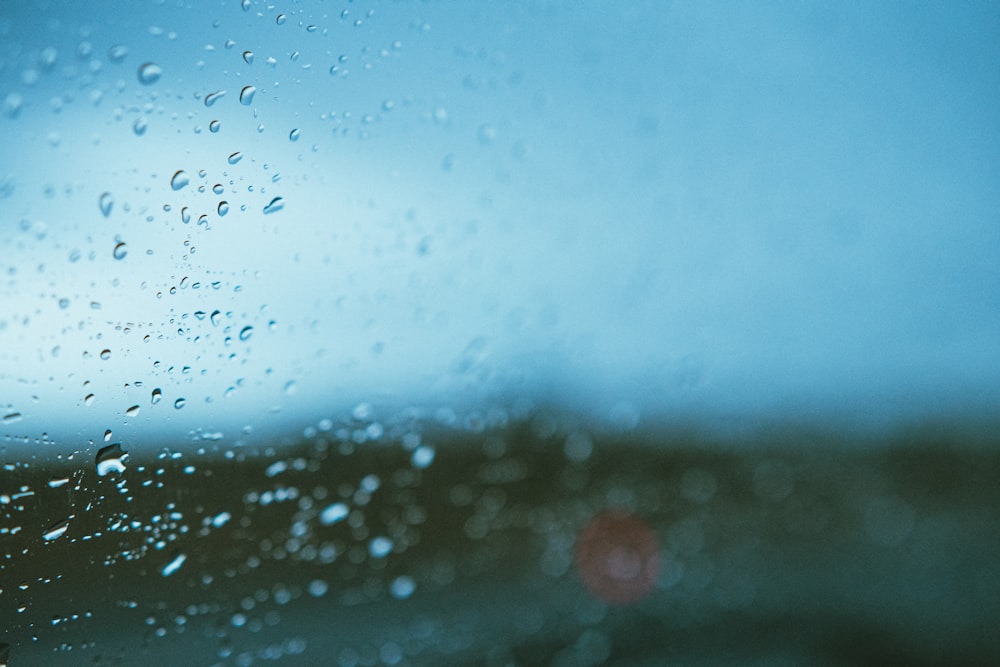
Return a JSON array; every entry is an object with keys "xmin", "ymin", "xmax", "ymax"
[{"xmin": 1, "ymin": 1, "xmax": 999, "ymax": 665}]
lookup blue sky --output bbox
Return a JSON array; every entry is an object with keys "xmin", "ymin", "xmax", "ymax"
[{"xmin": 1, "ymin": 1, "xmax": 998, "ymax": 450}]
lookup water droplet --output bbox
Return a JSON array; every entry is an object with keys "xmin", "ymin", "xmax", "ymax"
[
  {"xmin": 369, "ymin": 536, "xmax": 394, "ymax": 559},
  {"xmin": 262, "ymin": 196, "xmax": 284, "ymax": 214},
  {"xmin": 217, "ymin": 201, "xmax": 230, "ymax": 216},
  {"xmin": 47, "ymin": 476, "xmax": 70, "ymax": 489},
  {"xmin": 181, "ymin": 207, "xmax": 191, "ymax": 224},
  {"xmin": 125, "ymin": 404, "xmax": 140, "ymax": 417},
  {"xmin": 276, "ymin": 14, "xmax": 286, "ymax": 25},
  {"xmin": 390, "ymin": 575, "xmax": 415, "ymax": 600},
  {"xmin": 242, "ymin": 50, "xmax": 254, "ymax": 65},
  {"xmin": 227, "ymin": 151, "xmax": 243, "ymax": 165},
  {"xmin": 319, "ymin": 502, "xmax": 348, "ymax": 525},
  {"xmin": 241, "ymin": 0, "xmax": 250, "ymax": 11},
  {"xmin": 204, "ymin": 90, "xmax": 226, "ymax": 107},
  {"xmin": 238, "ymin": 325, "xmax": 253, "ymax": 341},
  {"xmin": 112, "ymin": 242, "xmax": 127, "ymax": 260},
  {"xmin": 212, "ymin": 183, "xmax": 225, "ymax": 195},
  {"xmin": 84, "ymin": 394, "xmax": 95, "ymax": 406},
  {"xmin": 289, "ymin": 128, "xmax": 300, "ymax": 142},
  {"xmin": 151, "ymin": 388, "xmax": 162, "ymax": 404},
  {"xmin": 170, "ymin": 170, "xmax": 190, "ymax": 191},
  {"xmin": 108, "ymin": 44, "xmax": 128, "ymax": 63},
  {"xmin": 137, "ymin": 62, "xmax": 162, "ymax": 85},
  {"xmin": 209, "ymin": 119, "xmax": 221, "ymax": 133},
  {"xmin": 174, "ymin": 398, "xmax": 186, "ymax": 409},
  {"xmin": 104, "ymin": 429, "xmax": 113, "ymax": 441},
  {"xmin": 210, "ymin": 309, "xmax": 221, "ymax": 326},
  {"xmin": 99, "ymin": 192, "xmax": 114, "ymax": 217},
  {"xmin": 239, "ymin": 85, "xmax": 256, "ymax": 105},
  {"xmin": 96, "ymin": 443, "xmax": 127, "ymax": 476},
  {"xmin": 2, "ymin": 412, "xmax": 23, "ymax": 424},
  {"xmin": 411, "ymin": 445, "xmax": 435, "ymax": 469},
  {"xmin": 42, "ymin": 519, "xmax": 69, "ymax": 542},
  {"xmin": 99, "ymin": 349, "xmax": 111, "ymax": 360},
  {"xmin": 161, "ymin": 552, "xmax": 186, "ymax": 577},
  {"xmin": 133, "ymin": 117, "xmax": 148, "ymax": 136}
]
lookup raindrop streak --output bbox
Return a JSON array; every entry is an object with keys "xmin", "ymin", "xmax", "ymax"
[
  {"xmin": 242, "ymin": 50, "xmax": 254, "ymax": 65},
  {"xmin": 96, "ymin": 443, "xmax": 127, "ymax": 476},
  {"xmin": 151, "ymin": 388, "xmax": 162, "ymax": 404},
  {"xmin": 113, "ymin": 242, "xmax": 127, "ymax": 260},
  {"xmin": 263, "ymin": 197, "xmax": 284, "ymax": 214},
  {"xmin": 227, "ymin": 152, "xmax": 243, "ymax": 165},
  {"xmin": 289, "ymin": 128, "xmax": 300, "ymax": 142},
  {"xmin": 42, "ymin": 520, "xmax": 69, "ymax": 542},
  {"xmin": 47, "ymin": 477, "xmax": 70, "ymax": 489},
  {"xmin": 2, "ymin": 412, "xmax": 22, "ymax": 424},
  {"xmin": 239, "ymin": 85, "xmax": 256, "ymax": 105},
  {"xmin": 239, "ymin": 326, "xmax": 253, "ymax": 341},
  {"xmin": 174, "ymin": 398, "xmax": 186, "ymax": 409},
  {"xmin": 137, "ymin": 62, "xmax": 162, "ymax": 85},
  {"xmin": 99, "ymin": 192, "xmax": 114, "ymax": 217},
  {"xmin": 170, "ymin": 170, "xmax": 190, "ymax": 191},
  {"xmin": 204, "ymin": 90, "xmax": 226, "ymax": 107},
  {"xmin": 161, "ymin": 553, "xmax": 186, "ymax": 577},
  {"xmin": 125, "ymin": 405, "xmax": 140, "ymax": 417},
  {"xmin": 218, "ymin": 201, "xmax": 230, "ymax": 216}
]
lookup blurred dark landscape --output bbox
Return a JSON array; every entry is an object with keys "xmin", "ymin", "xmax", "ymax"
[{"xmin": 2, "ymin": 409, "xmax": 1000, "ymax": 666}]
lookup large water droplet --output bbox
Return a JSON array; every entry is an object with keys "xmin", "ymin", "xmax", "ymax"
[
  {"xmin": 217, "ymin": 201, "xmax": 230, "ymax": 217},
  {"xmin": 2, "ymin": 412, "xmax": 23, "ymax": 424},
  {"xmin": 241, "ymin": 0, "xmax": 250, "ymax": 11},
  {"xmin": 209, "ymin": 119, "xmax": 221, "ymax": 133},
  {"xmin": 204, "ymin": 90, "xmax": 226, "ymax": 107},
  {"xmin": 170, "ymin": 170, "xmax": 190, "ymax": 191},
  {"xmin": 242, "ymin": 50, "xmax": 254, "ymax": 65},
  {"xmin": 239, "ymin": 85, "xmax": 256, "ymax": 105},
  {"xmin": 99, "ymin": 349, "xmax": 111, "ymax": 360},
  {"xmin": 239, "ymin": 325, "xmax": 253, "ymax": 341},
  {"xmin": 112, "ymin": 242, "xmax": 127, "ymax": 260},
  {"xmin": 42, "ymin": 519, "xmax": 69, "ymax": 542},
  {"xmin": 137, "ymin": 62, "xmax": 162, "ymax": 85},
  {"xmin": 99, "ymin": 192, "xmax": 114, "ymax": 217},
  {"xmin": 262, "ymin": 196, "xmax": 284, "ymax": 214},
  {"xmin": 125, "ymin": 404, "xmax": 140, "ymax": 417},
  {"xmin": 96, "ymin": 443, "xmax": 127, "ymax": 476}
]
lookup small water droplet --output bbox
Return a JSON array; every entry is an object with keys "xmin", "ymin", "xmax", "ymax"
[
  {"xmin": 241, "ymin": 0, "xmax": 250, "ymax": 12},
  {"xmin": 174, "ymin": 398, "xmax": 186, "ymax": 409},
  {"xmin": 133, "ymin": 117, "xmax": 148, "ymax": 136},
  {"xmin": 96, "ymin": 443, "xmax": 127, "ymax": 476},
  {"xmin": 104, "ymin": 429, "xmax": 113, "ymax": 441},
  {"xmin": 227, "ymin": 151, "xmax": 243, "ymax": 165},
  {"xmin": 161, "ymin": 552, "xmax": 186, "ymax": 577},
  {"xmin": 2, "ymin": 412, "xmax": 22, "ymax": 424},
  {"xmin": 242, "ymin": 50, "xmax": 254, "ymax": 65},
  {"xmin": 204, "ymin": 90, "xmax": 226, "ymax": 107},
  {"xmin": 99, "ymin": 349, "xmax": 111, "ymax": 360},
  {"xmin": 170, "ymin": 170, "xmax": 190, "ymax": 191},
  {"xmin": 47, "ymin": 476, "xmax": 70, "ymax": 489},
  {"xmin": 212, "ymin": 183, "xmax": 225, "ymax": 195},
  {"xmin": 209, "ymin": 119, "xmax": 221, "ymax": 133},
  {"xmin": 137, "ymin": 62, "xmax": 162, "ymax": 85},
  {"xmin": 42, "ymin": 519, "xmax": 69, "ymax": 542},
  {"xmin": 289, "ymin": 128, "xmax": 300, "ymax": 142},
  {"xmin": 276, "ymin": 14, "xmax": 286, "ymax": 25},
  {"xmin": 84, "ymin": 394, "xmax": 95, "ymax": 406},
  {"xmin": 262, "ymin": 196, "xmax": 284, "ymax": 214},
  {"xmin": 239, "ymin": 85, "xmax": 256, "ymax": 105},
  {"xmin": 239, "ymin": 325, "xmax": 253, "ymax": 341},
  {"xmin": 108, "ymin": 45, "xmax": 129, "ymax": 63},
  {"xmin": 99, "ymin": 192, "xmax": 114, "ymax": 217},
  {"xmin": 112, "ymin": 242, "xmax": 127, "ymax": 260},
  {"xmin": 181, "ymin": 207, "xmax": 191, "ymax": 224},
  {"xmin": 151, "ymin": 388, "xmax": 162, "ymax": 404},
  {"xmin": 210, "ymin": 309, "xmax": 221, "ymax": 326},
  {"xmin": 125, "ymin": 404, "xmax": 140, "ymax": 417},
  {"xmin": 217, "ymin": 201, "xmax": 230, "ymax": 216}
]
